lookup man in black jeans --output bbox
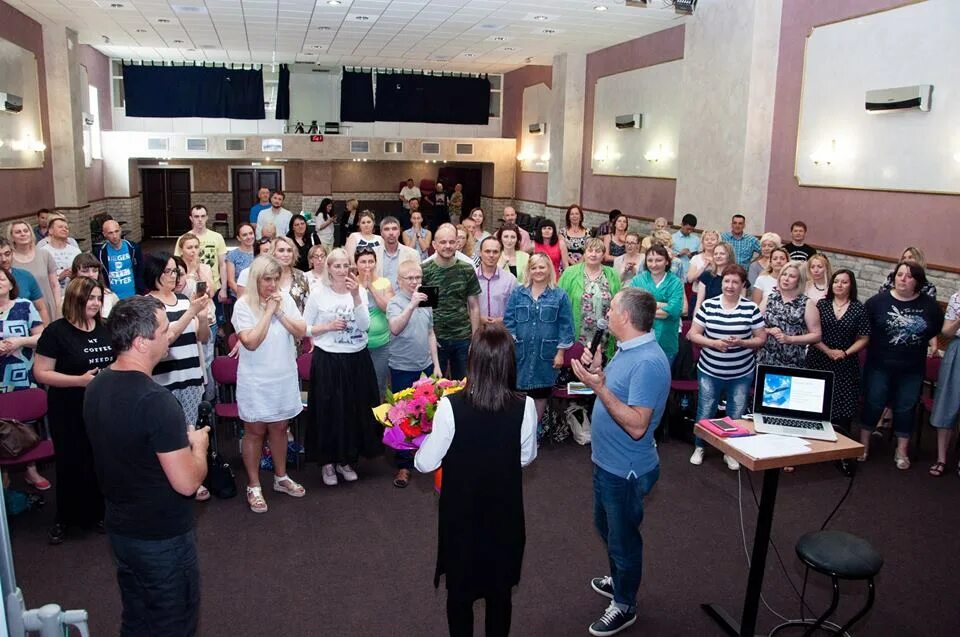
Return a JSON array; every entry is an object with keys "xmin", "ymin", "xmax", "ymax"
[{"xmin": 84, "ymin": 296, "xmax": 209, "ymax": 636}]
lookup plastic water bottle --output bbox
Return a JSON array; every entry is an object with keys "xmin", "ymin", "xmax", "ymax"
[{"xmin": 680, "ymin": 394, "xmax": 690, "ymax": 411}]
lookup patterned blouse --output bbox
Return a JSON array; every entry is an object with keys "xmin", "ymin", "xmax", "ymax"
[
  {"xmin": 286, "ymin": 268, "xmax": 310, "ymax": 314},
  {"xmin": 560, "ymin": 228, "xmax": 588, "ymax": 264},
  {"xmin": 579, "ymin": 269, "xmax": 613, "ymax": 352},
  {"xmin": 758, "ymin": 291, "xmax": 809, "ymax": 367}
]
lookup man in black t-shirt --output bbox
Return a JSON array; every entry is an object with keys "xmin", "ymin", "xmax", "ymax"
[
  {"xmin": 84, "ymin": 296, "xmax": 209, "ymax": 637},
  {"xmin": 787, "ymin": 220, "xmax": 817, "ymax": 262}
]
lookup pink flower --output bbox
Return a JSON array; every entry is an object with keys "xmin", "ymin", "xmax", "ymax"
[{"xmin": 387, "ymin": 402, "xmax": 407, "ymax": 425}]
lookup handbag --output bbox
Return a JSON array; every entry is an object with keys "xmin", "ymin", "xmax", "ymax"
[
  {"xmin": 565, "ymin": 404, "xmax": 592, "ymax": 446},
  {"xmin": 198, "ymin": 403, "xmax": 237, "ymax": 499},
  {"xmin": 0, "ymin": 419, "xmax": 41, "ymax": 458}
]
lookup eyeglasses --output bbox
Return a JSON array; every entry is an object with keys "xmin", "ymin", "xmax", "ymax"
[
  {"xmin": 355, "ymin": 247, "xmax": 376, "ymax": 258},
  {"xmin": 162, "ymin": 268, "xmax": 182, "ymax": 278},
  {"xmin": 400, "ymin": 275, "xmax": 423, "ymax": 282}
]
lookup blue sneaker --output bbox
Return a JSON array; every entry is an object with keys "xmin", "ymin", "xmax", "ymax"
[{"xmin": 588, "ymin": 602, "xmax": 636, "ymax": 636}]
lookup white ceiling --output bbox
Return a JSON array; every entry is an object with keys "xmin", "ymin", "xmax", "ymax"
[{"xmin": 6, "ymin": 0, "xmax": 687, "ymax": 73}]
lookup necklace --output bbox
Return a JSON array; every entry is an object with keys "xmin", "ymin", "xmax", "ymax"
[{"xmin": 813, "ymin": 281, "xmax": 826, "ymax": 291}]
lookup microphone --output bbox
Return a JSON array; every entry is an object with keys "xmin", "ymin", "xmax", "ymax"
[{"xmin": 589, "ymin": 318, "xmax": 609, "ymax": 356}]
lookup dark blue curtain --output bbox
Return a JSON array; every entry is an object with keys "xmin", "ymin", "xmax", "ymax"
[
  {"xmin": 374, "ymin": 72, "xmax": 490, "ymax": 125},
  {"xmin": 340, "ymin": 69, "xmax": 375, "ymax": 122},
  {"xmin": 122, "ymin": 64, "xmax": 266, "ymax": 119},
  {"xmin": 275, "ymin": 64, "xmax": 290, "ymax": 120}
]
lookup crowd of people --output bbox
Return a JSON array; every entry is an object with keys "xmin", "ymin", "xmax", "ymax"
[{"xmin": 2, "ymin": 188, "xmax": 959, "ymax": 636}]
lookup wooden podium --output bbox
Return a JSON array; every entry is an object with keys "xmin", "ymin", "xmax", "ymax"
[{"xmin": 694, "ymin": 420, "xmax": 864, "ymax": 637}]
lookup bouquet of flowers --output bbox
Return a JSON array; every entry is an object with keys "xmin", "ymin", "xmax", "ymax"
[{"xmin": 373, "ymin": 376, "xmax": 466, "ymax": 450}]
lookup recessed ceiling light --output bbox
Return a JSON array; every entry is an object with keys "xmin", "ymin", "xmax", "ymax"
[
  {"xmin": 311, "ymin": 44, "xmax": 326, "ymax": 49},
  {"xmin": 327, "ymin": 0, "xmax": 342, "ymax": 5},
  {"xmin": 135, "ymin": 28, "xmax": 147, "ymax": 33},
  {"xmin": 462, "ymin": 52, "xmax": 477, "ymax": 57},
  {"xmin": 317, "ymin": 26, "xmax": 332, "ymax": 30},
  {"xmin": 110, "ymin": 2, "xmax": 125, "ymax": 8},
  {"xmin": 492, "ymin": 36, "xmax": 506, "ymax": 41},
  {"xmin": 157, "ymin": 18, "xmax": 171, "ymax": 23},
  {"xmin": 503, "ymin": 47, "xmax": 517, "ymax": 52},
  {"xmin": 352, "ymin": 15, "xmax": 371, "ymax": 21},
  {"xmin": 533, "ymin": 15, "xmax": 549, "ymax": 21},
  {"xmin": 541, "ymin": 28, "xmax": 557, "ymax": 34},
  {"xmin": 594, "ymin": 5, "xmax": 608, "ymax": 11},
  {"xmin": 173, "ymin": 39, "xmax": 184, "ymax": 43}
]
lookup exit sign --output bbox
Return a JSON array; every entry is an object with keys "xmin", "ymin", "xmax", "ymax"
[{"xmin": 310, "ymin": 134, "xmax": 324, "ymax": 142}]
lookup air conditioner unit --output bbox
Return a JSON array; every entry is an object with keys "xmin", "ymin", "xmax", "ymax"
[
  {"xmin": 615, "ymin": 113, "xmax": 643, "ymax": 129},
  {"xmin": 0, "ymin": 92, "xmax": 23, "ymax": 113},
  {"xmin": 82, "ymin": 112, "xmax": 95, "ymax": 126},
  {"xmin": 865, "ymin": 85, "xmax": 932, "ymax": 112},
  {"xmin": 528, "ymin": 122, "xmax": 546, "ymax": 136}
]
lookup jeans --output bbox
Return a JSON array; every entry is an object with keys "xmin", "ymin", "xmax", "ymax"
[
  {"xmin": 593, "ymin": 464, "xmax": 660, "ymax": 609},
  {"xmin": 437, "ymin": 339, "xmax": 470, "ymax": 380},
  {"xmin": 861, "ymin": 365, "xmax": 924, "ymax": 439},
  {"xmin": 694, "ymin": 371, "xmax": 753, "ymax": 449},
  {"xmin": 369, "ymin": 343, "xmax": 391, "ymax": 401},
  {"xmin": 446, "ymin": 587, "xmax": 512, "ymax": 637},
  {"xmin": 109, "ymin": 530, "xmax": 200, "ymax": 637}
]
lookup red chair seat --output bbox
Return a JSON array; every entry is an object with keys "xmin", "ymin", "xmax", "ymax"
[
  {"xmin": 0, "ymin": 439, "xmax": 55, "ymax": 467},
  {"xmin": 297, "ymin": 353, "xmax": 312, "ymax": 382},
  {"xmin": 670, "ymin": 379, "xmax": 699, "ymax": 392},
  {"xmin": 214, "ymin": 403, "xmax": 239, "ymax": 419}
]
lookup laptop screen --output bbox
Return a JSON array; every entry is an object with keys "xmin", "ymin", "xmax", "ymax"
[
  {"xmin": 761, "ymin": 373, "xmax": 825, "ymax": 414},
  {"xmin": 754, "ymin": 365, "xmax": 834, "ymax": 420}
]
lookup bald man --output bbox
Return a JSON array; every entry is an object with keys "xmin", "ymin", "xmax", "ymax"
[{"xmin": 97, "ymin": 218, "xmax": 144, "ymax": 298}]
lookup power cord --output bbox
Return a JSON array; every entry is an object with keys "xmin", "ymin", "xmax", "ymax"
[{"xmin": 736, "ymin": 465, "xmax": 857, "ymax": 636}]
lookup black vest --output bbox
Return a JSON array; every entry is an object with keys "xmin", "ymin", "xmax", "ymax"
[{"xmin": 435, "ymin": 393, "xmax": 527, "ymax": 595}]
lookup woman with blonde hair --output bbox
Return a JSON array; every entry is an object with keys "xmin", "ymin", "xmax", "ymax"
[
  {"xmin": 344, "ymin": 210, "xmax": 382, "ymax": 261},
  {"xmin": 748, "ymin": 232, "xmax": 782, "ymax": 285},
  {"xmin": 804, "ymin": 253, "xmax": 833, "ymax": 302},
  {"xmin": 304, "ymin": 248, "xmax": 382, "ymax": 486},
  {"xmin": 7, "ymin": 221, "xmax": 61, "ymax": 320},
  {"xmin": 304, "ymin": 243, "xmax": 328, "ymax": 291},
  {"xmin": 752, "ymin": 246, "xmax": 790, "ymax": 305},
  {"xmin": 878, "ymin": 246, "xmax": 937, "ymax": 299},
  {"xmin": 505, "ymin": 252, "xmax": 574, "ymax": 422},
  {"xmin": 233, "ymin": 255, "xmax": 308, "ymax": 513},
  {"xmin": 693, "ymin": 242, "xmax": 738, "ymax": 316},
  {"xmin": 270, "ymin": 236, "xmax": 310, "ymax": 312},
  {"xmin": 687, "ymin": 229, "xmax": 721, "ymax": 283},
  {"xmin": 455, "ymin": 223, "xmax": 476, "ymax": 259}
]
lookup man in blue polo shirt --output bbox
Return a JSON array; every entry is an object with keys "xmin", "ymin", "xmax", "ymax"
[{"xmin": 572, "ymin": 287, "xmax": 670, "ymax": 636}]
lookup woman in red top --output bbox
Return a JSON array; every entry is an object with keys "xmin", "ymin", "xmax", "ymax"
[{"xmin": 533, "ymin": 219, "xmax": 568, "ymax": 280}]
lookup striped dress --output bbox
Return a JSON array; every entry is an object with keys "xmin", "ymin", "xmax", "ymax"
[
  {"xmin": 151, "ymin": 293, "xmax": 205, "ymax": 427},
  {"xmin": 694, "ymin": 296, "xmax": 764, "ymax": 379}
]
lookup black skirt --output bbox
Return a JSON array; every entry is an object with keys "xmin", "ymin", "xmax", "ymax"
[{"xmin": 305, "ymin": 347, "xmax": 384, "ymax": 465}]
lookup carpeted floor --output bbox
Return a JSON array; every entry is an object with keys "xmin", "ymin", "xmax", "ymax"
[{"xmin": 6, "ymin": 430, "xmax": 959, "ymax": 636}]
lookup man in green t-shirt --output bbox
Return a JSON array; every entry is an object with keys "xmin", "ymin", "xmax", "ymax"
[{"xmin": 421, "ymin": 224, "xmax": 480, "ymax": 380}]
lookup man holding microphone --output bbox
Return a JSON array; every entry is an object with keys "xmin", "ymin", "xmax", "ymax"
[{"xmin": 572, "ymin": 288, "xmax": 670, "ymax": 636}]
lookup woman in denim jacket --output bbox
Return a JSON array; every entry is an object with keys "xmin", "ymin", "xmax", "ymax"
[{"xmin": 504, "ymin": 253, "xmax": 575, "ymax": 422}]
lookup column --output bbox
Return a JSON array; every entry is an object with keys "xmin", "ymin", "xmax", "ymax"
[
  {"xmin": 546, "ymin": 52, "xmax": 587, "ymax": 207},
  {"xmin": 41, "ymin": 24, "xmax": 87, "ymax": 208}
]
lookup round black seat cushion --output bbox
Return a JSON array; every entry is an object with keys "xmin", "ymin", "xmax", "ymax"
[{"xmin": 796, "ymin": 530, "xmax": 883, "ymax": 580}]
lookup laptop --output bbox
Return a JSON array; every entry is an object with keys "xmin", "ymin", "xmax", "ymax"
[{"xmin": 752, "ymin": 365, "xmax": 838, "ymax": 442}]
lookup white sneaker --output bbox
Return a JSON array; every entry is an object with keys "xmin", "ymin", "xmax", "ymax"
[
  {"xmin": 321, "ymin": 464, "xmax": 338, "ymax": 486},
  {"xmin": 689, "ymin": 447, "xmax": 705, "ymax": 465},
  {"xmin": 336, "ymin": 464, "xmax": 358, "ymax": 482},
  {"xmin": 724, "ymin": 454, "xmax": 740, "ymax": 471}
]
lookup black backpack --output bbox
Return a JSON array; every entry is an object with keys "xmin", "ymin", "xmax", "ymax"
[{"xmin": 199, "ymin": 403, "xmax": 237, "ymax": 499}]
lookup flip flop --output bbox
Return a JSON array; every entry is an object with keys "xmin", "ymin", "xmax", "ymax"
[
  {"xmin": 929, "ymin": 461, "xmax": 946, "ymax": 477},
  {"xmin": 393, "ymin": 469, "xmax": 410, "ymax": 489}
]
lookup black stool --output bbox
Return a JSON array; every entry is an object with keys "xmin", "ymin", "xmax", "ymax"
[{"xmin": 771, "ymin": 530, "xmax": 883, "ymax": 636}]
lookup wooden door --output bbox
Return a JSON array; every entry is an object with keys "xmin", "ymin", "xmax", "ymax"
[
  {"xmin": 232, "ymin": 169, "xmax": 282, "ymax": 230},
  {"xmin": 141, "ymin": 168, "xmax": 192, "ymax": 239}
]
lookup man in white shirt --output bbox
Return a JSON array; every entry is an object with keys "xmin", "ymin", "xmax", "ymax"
[
  {"xmin": 174, "ymin": 206, "xmax": 228, "ymax": 304},
  {"xmin": 398, "ymin": 178, "xmax": 421, "ymax": 229},
  {"xmin": 374, "ymin": 216, "xmax": 420, "ymax": 289},
  {"xmin": 39, "ymin": 214, "xmax": 81, "ymax": 287},
  {"xmin": 500, "ymin": 206, "xmax": 533, "ymax": 252},
  {"xmin": 255, "ymin": 191, "xmax": 293, "ymax": 239}
]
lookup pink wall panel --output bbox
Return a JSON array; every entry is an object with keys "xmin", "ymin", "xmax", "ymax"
[
  {"xmin": 502, "ymin": 65, "xmax": 552, "ymax": 203},
  {"xmin": 768, "ymin": 0, "xmax": 958, "ymax": 267},
  {"xmin": 0, "ymin": 0, "xmax": 54, "ymax": 222},
  {"xmin": 581, "ymin": 26, "xmax": 685, "ymax": 218}
]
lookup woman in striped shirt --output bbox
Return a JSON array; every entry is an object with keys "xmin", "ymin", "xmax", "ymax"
[
  {"xmin": 144, "ymin": 253, "xmax": 211, "ymax": 497},
  {"xmin": 686, "ymin": 264, "xmax": 766, "ymax": 470}
]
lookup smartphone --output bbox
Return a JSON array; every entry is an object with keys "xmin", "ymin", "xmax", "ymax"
[
  {"xmin": 708, "ymin": 418, "xmax": 739, "ymax": 433},
  {"xmin": 196, "ymin": 281, "xmax": 208, "ymax": 296},
  {"xmin": 419, "ymin": 285, "xmax": 440, "ymax": 308},
  {"xmin": 349, "ymin": 265, "xmax": 359, "ymax": 277}
]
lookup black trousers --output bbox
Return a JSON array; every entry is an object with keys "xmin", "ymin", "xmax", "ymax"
[{"xmin": 446, "ymin": 587, "xmax": 513, "ymax": 637}]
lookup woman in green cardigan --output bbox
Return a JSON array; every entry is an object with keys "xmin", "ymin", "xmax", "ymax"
[
  {"xmin": 557, "ymin": 238, "xmax": 622, "ymax": 360},
  {"xmin": 630, "ymin": 244, "xmax": 684, "ymax": 366}
]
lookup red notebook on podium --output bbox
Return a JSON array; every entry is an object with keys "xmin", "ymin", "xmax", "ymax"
[{"xmin": 698, "ymin": 416, "xmax": 753, "ymax": 438}]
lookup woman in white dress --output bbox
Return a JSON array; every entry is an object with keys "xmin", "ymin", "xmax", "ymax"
[{"xmin": 232, "ymin": 255, "xmax": 307, "ymax": 514}]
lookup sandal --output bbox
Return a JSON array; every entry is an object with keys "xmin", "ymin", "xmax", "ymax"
[
  {"xmin": 246, "ymin": 486, "xmax": 268, "ymax": 513},
  {"xmin": 929, "ymin": 461, "xmax": 946, "ymax": 477},
  {"xmin": 195, "ymin": 486, "xmax": 211, "ymax": 501},
  {"xmin": 25, "ymin": 475, "xmax": 51, "ymax": 491},
  {"xmin": 273, "ymin": 475, "xmax": 306, "ymax": 498},
  {"xmin": 393, "ymin": 469, "xmax": 411, "ymax": 489}
]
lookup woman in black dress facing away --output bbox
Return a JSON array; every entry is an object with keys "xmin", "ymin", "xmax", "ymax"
[
  {"xmin": 415, "ymin": 323, "xmax": 538, "ymax": 637},
  {"xmin": 34, "ymin": 277, "xmax": 115, "ymax": 544}
]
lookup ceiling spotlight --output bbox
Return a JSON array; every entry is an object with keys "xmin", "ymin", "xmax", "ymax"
[
  {"xmin": 317, "ymin": 26, "xmax": 332, "ymax": 30},
  {"xmin": 533, "ymin": 15, "xmax": 548, "ymax": 21},
  {"xmin": 135, "ymin": 28, "xmax": 147, "ymax": 33},
  {"xmin": 157, "ymin": 18, "xmax": 171, "ymax": 23},
  {"xmin": 110, "ymin": 3, "xmax": 125, "ymax": 7},
  {"xmin": 492, "ymin": 36, "xmax": 506, "ymax": 41},
  {"xmin": 594, "ymin": 5, "xmax": 608, "ymax": 11},
  {"xmin": 503, "ymin": 47, "xmax": 517, "ymax": 52},
  {"xmin": 673, "ymin": 0, "xmax": 698, "ymax": 15},
  {"xmin": 173, "ymin": 39, "xmax": 184, "ymax": 43},
  {"xmin": 625, "ymin": 0, "xmax": 651, "ymax": 7},
  {"xmin": 327, "ymin": 0, "xmax": 342, "ymax": 5},
  {"xmin": 462, "ymin": 52, "xmax": 477, "ymax": 57},
  {"xmin": 541, "ymin": 28, "xmax": 557, "ymax": 35}
]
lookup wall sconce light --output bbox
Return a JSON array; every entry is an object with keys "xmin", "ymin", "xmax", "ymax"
[
  {"xmin": 644, "ymin": 144, "xmax": 674, "ymax": 163},
  {"xmin": 9, "ymin": 138, "xmax": 46, "ymax": 152},
  {"xmin": 540, "ymin": 152, "xmax": 550, "ymax": 162},
  {"xmin": 810, "ymin": 139, "xmax": 838, "ymax": 165},
  {"xmin": 593, "ymin": 145, "xmax": 610, "ymax": 163}
]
